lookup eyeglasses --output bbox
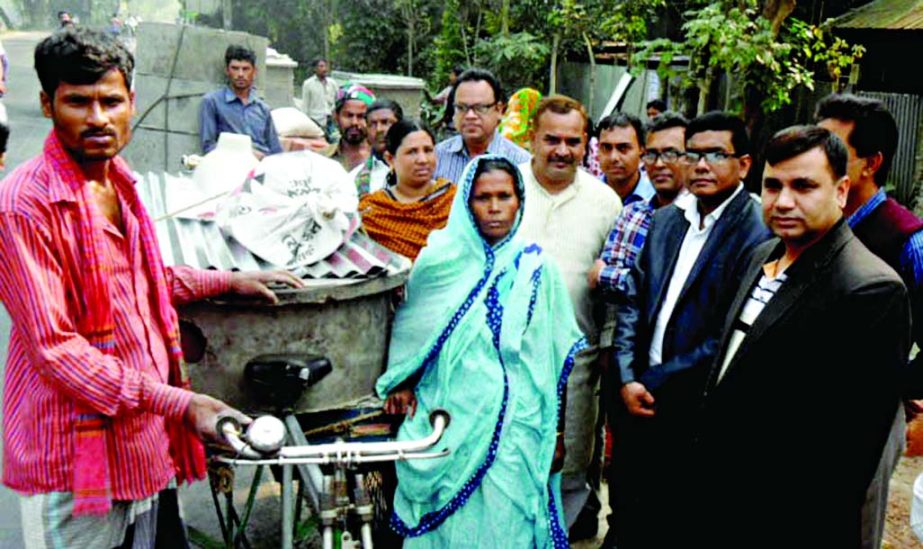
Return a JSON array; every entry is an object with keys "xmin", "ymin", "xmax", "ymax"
[
  {"xmin": 641, "ymin": 149, "xmax": 682, "ymax": 164},
  {"xmin": 454, "ymin": 102, "xmax": 498, "ymax": 115},
  {"xmin": 681, "ymin": 150, "xmax": 739, "ymax": 165}
]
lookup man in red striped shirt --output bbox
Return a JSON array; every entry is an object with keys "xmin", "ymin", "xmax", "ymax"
[{"xmin": 0, "ymin": 28, "xmax": 302, "ymax": 548}]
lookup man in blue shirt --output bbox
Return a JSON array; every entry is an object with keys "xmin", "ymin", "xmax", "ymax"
[
  {"xmin": 597, "ymin": 112, "xmax": 655, "ymax": 206},
  {"xmin": 433, "ymin": 68, "xmax": 529, "ymax": 184},
  {"xmin": 199, "ymin": 45, "xmax": 282, "ymax": 159},
  {"xmin": 817, "ymin": 93, "xmax": 923, "ymax": 549}
]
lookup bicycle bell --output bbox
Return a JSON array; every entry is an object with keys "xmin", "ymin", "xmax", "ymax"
[{"xmin": 246, "ymin": 415, "xmax": 287, "ymax": 453}]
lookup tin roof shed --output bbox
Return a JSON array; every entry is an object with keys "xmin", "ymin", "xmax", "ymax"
[{"xmin": 835, "ymin": 0, "xmax": 923, "ymax": 30}]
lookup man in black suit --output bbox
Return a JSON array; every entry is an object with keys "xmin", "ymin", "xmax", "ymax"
[
  {"xmin": 699, "ymin": 125, "xmax": 910, "ymax": 547},
  {"xmin": 606, "ymin": 112, "xmax": 770, "ymax": 549}
]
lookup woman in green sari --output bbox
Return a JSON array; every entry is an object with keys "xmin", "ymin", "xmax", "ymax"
[{"xmin": 376, "ymin": 155, "xmax": 586, "ymax": 548}]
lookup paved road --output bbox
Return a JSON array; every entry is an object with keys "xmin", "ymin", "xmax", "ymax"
[
  {"xmin": 0, "ymin": 31, "xmax": 283, "ymax": 549},
  {"xmin": 0, "ymin": 30, "xmax": 53, "ymax": 549}
]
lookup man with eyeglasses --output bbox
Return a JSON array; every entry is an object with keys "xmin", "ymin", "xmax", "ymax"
[
  {"xmin": 433, "ymin": 68, "xmax": 530, "ymax": 184},
  {"xmin": 592, "ymin": 112, "xmax": 688, "ymax": 547},
  {"xmin": 596, "ymin": 112, "xmax": 655, "ymax": 205},
  {"xmin": 590, "ymin": 112, "xmax": 689, "ymax": 296},
  {"xmin": 606, "ymin": 111, "xmax": 770, "ymax": 549}
]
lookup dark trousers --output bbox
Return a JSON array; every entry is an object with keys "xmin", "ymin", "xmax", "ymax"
[{"xmin": 605, "ymin": 368, "xmax": 700, "ymax": 549}]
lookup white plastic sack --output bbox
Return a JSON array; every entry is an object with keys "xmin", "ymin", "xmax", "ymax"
[
  {"xmin": 913, "ymin": 472, "xmax": 923, "ymax": 541},
  {"xmin": 169, "ymin": 133, "xmax": 259, "ymax": 220},
  {"xmin": 271, "ymin": 107, "xmax": 325, "ymax": 138},
  {"xmin": 216, "ymin": 150, "xmax": 359, "ymax": 269}
]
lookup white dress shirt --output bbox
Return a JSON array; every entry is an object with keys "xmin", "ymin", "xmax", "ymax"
[{"xmin": 648, "ymin": 183, "xmax": 745, "ymax": 366}]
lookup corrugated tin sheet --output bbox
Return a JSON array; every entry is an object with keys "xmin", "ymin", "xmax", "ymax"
[
  {"xmin": 835, "ymin": 0, "xmax": 923, "ymax": 30},
  {"xmin": 135, "ymin": 171, "xmax": 411, "ymax": 278},
  {"xmin": 857, "ymin": 92, "xmax": 923, "ymax": 206}
]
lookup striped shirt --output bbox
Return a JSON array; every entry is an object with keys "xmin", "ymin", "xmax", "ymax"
[
  {"xmin": 0, "ymin": 133, "xmax": 232, "ymax": 500},
  {"xmin": 434, "ymin": 130, "xmax": 531, "ymax": 184},
  {"xmin": 717, "ymin": 267, "xmax": 788, "ymax": 382}
]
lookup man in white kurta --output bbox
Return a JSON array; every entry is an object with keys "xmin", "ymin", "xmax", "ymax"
[{"xmin": 517, "ymin": 96, "xmax": 622, "ymax": 533}]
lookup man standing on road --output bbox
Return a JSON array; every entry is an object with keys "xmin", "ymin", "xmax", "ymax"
[
  {"xmin": 596, "ymin": 112, "xmax": 654, "ymax": 205},
  {"xmin": 517, "ymin": 95, "xmax": 622, "ymax": 538},
  {"xmin": 199, "ymin": 45, "xmax": 282, "ymax": 159},
  {"xmin": 301, "ymin": 58, "xmax": 339, "ymax": 139},
  {"xmin": 608, "ymin": 112, "xmax": 769, "ymax": 549},
  {"xmin": 434, "ymin": 68, "xmax": 530, "ymax": 183},
  {"xmin": 698, "ymin": 125, "xmax": 910, "ymax": 547},
  {"xmin": 350, "ymin": 98, "xmax": 403, "ymax": 197},
  {"xmin": 1, "ymin": 29, "xmax": 302, "ymax": 547},
  {"xmin": 816, "ymin": 93, "xmax": 923, "ymax": 549}
]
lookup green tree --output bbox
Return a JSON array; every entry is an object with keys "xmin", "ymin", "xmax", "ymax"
[
  {"xmin": 395, "ymin": 0, "xmax": 433, "ymax": 76},
  {"xmin": 633, "ymin": 0, "xmax": 864, "ymax": 125},
  {"xmin": 473, "ymin": 31, "xmax": 550, "ymax": 92},
  {"xmin": 545, "ymin": 0, "xmax": 664, "ymax": 99},
  {"xmin": 433, "ymin": 0, "xmax": 468, "ymax": 83}
]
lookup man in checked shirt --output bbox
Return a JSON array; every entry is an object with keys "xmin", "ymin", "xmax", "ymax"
[
  {"xmin": 0, "ymin": 28, "xmax": 303, "ymax": 548},
  {"xmin": 587, "ymin": 112, "xmax": 688, "ymax": 547}
]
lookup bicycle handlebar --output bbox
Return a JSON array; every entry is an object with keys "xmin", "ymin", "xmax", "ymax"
[{"xmin": 216, "ymin": 410, "xmax": 451, "ymax": 466}]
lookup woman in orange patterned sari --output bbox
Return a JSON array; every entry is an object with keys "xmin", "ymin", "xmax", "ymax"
[{"xmin": 359, "ymin": 119, "xmax": 456, "ymax": 260}]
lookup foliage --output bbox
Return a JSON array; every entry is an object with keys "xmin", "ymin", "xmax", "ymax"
[
  {"xmin": 432, "ymin": 0, "xmax": 469, "ymax": 84},
  {"xmin": 230, "ymin": 0, "xmax": 441, "ymax": 84},
  {"xmin": 232, "ymin": 0, "xmax": 323, "ymax": 71},
  {"xmin": 430, "ymin": 0, "xmax": 665, "ymax": 100},
  {"xmin": 473, "ymin": 31, "xmax": 550, "ymax": 92},
  {"xmin": 12, "ymin": 0, "xmax": 50, "ymax": 27},
  {"xmin": 632, "ymin": 0, "xmax": 864, "ymax": 116},
  {"xmin": 331, "ymin": 0, "xmax": 405, "ymax": 73},
  {"xmin": 395, "ymin": 0, "xmax": 435, "ymax": 76}
]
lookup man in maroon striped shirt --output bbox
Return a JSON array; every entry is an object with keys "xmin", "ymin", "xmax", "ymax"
[{"xmin": 0, "ymin": 28, "xmax": 302, "ymax": 548}]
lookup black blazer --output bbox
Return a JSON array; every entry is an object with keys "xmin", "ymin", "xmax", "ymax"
[
  {"xmin": 697, "ymin": 220, "xmax": 911, "ymax": 548},
  {"xmin": 613, "ymin": 188, "xmax": 770, "ymax": 414}
]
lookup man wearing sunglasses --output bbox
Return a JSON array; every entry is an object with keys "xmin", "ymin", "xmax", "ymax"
[
  {"xmin": 433, "ymin": 68, "xmax": 530, "ymax": 184},
  {"xmin": 606, "ymin": 111, "xmax": 770, "ymax": 549}
]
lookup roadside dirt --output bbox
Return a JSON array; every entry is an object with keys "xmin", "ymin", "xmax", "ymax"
[
  {"xmin": 574, "ymin": 456, "xmax": 923, "ymax": 548},
  {"xmin": 884, "ymin": 456, "xmax": 923, "ymax": 548}
]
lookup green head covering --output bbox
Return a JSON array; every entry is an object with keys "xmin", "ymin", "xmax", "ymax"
[
  {"xmin": 376, "ymin": 155, "xmax": 585, "ymax": 547},
  {"xmin": 335, "ymin": 83, "xmax": 376, "ymax": 112}
]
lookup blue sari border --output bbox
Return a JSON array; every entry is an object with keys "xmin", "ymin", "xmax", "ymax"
[{"xmin": 391, "ymin": 269, "xmax": 512, "ymax": 538}]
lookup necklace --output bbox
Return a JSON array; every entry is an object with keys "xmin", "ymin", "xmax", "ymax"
[{"xmin": 393, "ymin": 180, "xmax": 435, "ymax": 203}]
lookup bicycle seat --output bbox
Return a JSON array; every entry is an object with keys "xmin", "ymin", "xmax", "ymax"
[{"xmin": 244, "ymin": 354, "xmax": 332, "ymax": 410}]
